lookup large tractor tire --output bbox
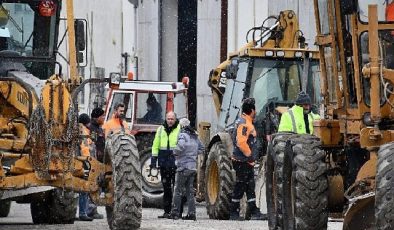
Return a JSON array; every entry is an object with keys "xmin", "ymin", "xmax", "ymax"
[
  {"xmin": 267, "ymin": 133, "xmax": 294, "ymax": 229},
  {"xmin": 48, "ymin": 189, "xmax": 77, "ymax": 224},
  {"xmin": 31, "ymin": 189, "xmax": 77, "ymax": 224},
  {"xmin": 0, "ymin": 200, "xmax": 11, "ymax": 217},
  {"xmin": 31, "ymin": 199, "xmax": 50, "ymax": 224},
  {"xmin": 376, "ymin": 142, "xmax": 394, "ymax": 229},
  {"xmin": 282, "ymin": 134, "xmax": 328, "ymax": 230},
  {"xmin": 205, "ymin": 141, "xmax": 235, "ymax": 220},
  {"xmin": 140, "ymin": 148, "xmax": 163, "ymax": 208},
  {"xmin": 105, "ymin": 132, "xmax": 142, "ymax": 230}
]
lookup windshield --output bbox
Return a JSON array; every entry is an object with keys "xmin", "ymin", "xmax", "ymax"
[
  {"xmin": 173, "ymin": 91, "xmax": 188, "ymax": 119},
  {"xmin": 0, "ymin": 1, "xmax": 58, "ymax": 57},
  {"xmin": 111, "ymin": 90, "xmax": 188, "ymax": 126},
  {"xmin": 360, "ymin": 30, "xmax": 394, "ymax": 105},
  {"xmin": 106, "ymin": 92, "xmax": 134, "ymax": 123},
  {"xmin": 136, "ymin": 91, "xmax": 188, "ymax": 125},
  {"xmin": 135, "ymin": 91, "xmax": 188, "ymax": 125},
  {"xmin": 249, "ymin": 58, "xmax": 320, "ymax": 113},
  {"xmin": 358, "ymin": 0, "xmax": 394, "ymax": 22}
]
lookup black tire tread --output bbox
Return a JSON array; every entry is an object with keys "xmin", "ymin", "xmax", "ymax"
[
  {"xmin": 31, "ymin": 198, "xmax": 50, "ymax": 224},
  {"xmin": 106, "ymin": 132, "xmax": 142, "ymax": 230},
  {"xmin": 270, "ymin": 133, "xmax": 296, "ymax": 229},
  {"xmin": 48, "ymin": 189, "xmax": 77, "ymax": 224},
  {"xmin": 287, "ymin": 134, "xmax": 328, "ymax": 230},
  {"xmin": 31, "ymin": 189, "xmax": 77, "ymax": 224},
  {"xmin": 205, "ymin": 141, "xmax": 235, "ymax": 220},
  {"xmin": 0, "ymin": 200, "xmax": 11, "ymax": 217},
  {"xmin": 376, "ymin": 142, "xmax": 394, "ymax": 230}
]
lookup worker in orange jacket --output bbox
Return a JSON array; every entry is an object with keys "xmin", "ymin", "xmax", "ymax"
[
  {"xmin": 78, "ymin": 113, "xmax": 94, "ymax": 221},
  {"xmin": 79, "ymin": 112, "xmax": 105, "ymax": 220},
  {"xmin": 230, "ymin": 98, "xmax": 265, "ymax": 221},
  {"xmin": 103, "ymin": 103, "xmax": 129, "ymax": 137}
]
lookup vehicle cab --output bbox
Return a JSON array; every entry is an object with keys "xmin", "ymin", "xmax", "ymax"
[{"xmin": 104, "ymin": 75, "xmax": 189, "ymax": 134}]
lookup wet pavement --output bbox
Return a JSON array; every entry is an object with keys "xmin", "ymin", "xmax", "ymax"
[{"xmin": 0, "ymin": 202, "xmax": 343, "ymax": 230}]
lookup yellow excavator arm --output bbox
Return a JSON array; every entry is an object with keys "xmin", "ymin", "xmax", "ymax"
[{"xmin": 208, "ymin": 10, "xmax": 303, "ymax": 116}]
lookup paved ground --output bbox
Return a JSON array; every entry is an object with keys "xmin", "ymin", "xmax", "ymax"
[{"xmin": 0, "ymin": 202, "xmax": 343, "ymax": 230}]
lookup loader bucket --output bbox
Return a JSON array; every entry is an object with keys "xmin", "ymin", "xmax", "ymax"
[{"xmin": 343, "ymin": 192, "xmax": 375, "ymax": 230}]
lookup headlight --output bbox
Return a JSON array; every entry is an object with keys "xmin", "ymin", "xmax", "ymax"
[
  {"xmin": 295, "ymin": 51, "xmax": 303, "ymax": 58},
  {"xmin": 265, "ymin": 50, "xmax": 274, "ymax": 56},
  {"xmin": 110, "ymin": 73, "xmax": 121, "ymax": 85},
  {"xmin": 276, "ymin": 51, "xmax": 285, "ymax": 57}
]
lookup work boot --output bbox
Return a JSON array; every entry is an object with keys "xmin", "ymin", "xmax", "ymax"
[
  {"xmin": 229, "ymin": 201, "xmax": 241, "ymax": 221},
  {"xmin": 170, "ymin": 213, "xmax": 180, "ymax": 220},
  {"xmin": 229, "ymin": 212, "xmax": 241, "ymax": 221},
  {"xmin": 182, "ymin": 214, "xmax": 196, "ymax": 221},
  {"xmin": 89, "ymin": 212, "xmax": 104, "ymax": 219},
  {"xmin": 248, "ymin": 202, "xmax": 267, "ymax": 220},
  {"xmin": 79, "ymin": 215, "xmax": 93, "ymax": 221},
  {"xmin": 250, "ymin": 212, "xmax": 268, "ymax": 220},
  {"xmin": 158, "ymin": 212, "xmax": 171, "ymax": 219}
]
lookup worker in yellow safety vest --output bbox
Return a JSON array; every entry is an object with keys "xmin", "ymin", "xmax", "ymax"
[
  {"xmin": 150, "ymin": 111, "xmax": 181, "ymax": 219},
  {"xmin": 278, "ymin": 91, "xmax": 320, "ymax": 134}
]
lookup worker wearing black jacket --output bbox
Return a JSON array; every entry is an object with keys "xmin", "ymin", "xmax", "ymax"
[{"xmin": 90, "ymin": 108, "xmax": 106, "ymax": 162}]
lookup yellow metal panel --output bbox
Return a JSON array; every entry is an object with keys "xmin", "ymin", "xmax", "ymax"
[
  {"xmin": 313, "ymin": 119, "xmax": 341, "ymax": 146},
  {"xmin": 0, "ymin": 81, "xmax": 38, "ymax": 117},
  {"xmin": 66, "ymin": 0, "xmax": 78, "ymax": 85},
  {"xmin": 41, "ymin": 78, "xmax": 71, "ymax": 125},
  {"xmin": 0, "ymin": 139, "xmax": 27, "ymax": 152},
  {"xmin": 360, "ymin": 128, "xmax": 394, "ymax": 149}
]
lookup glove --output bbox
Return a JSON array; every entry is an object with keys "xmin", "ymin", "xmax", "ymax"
[
  {"xmin": 247, "ymin": 156, "xmax": 255, "ymax": 167},
  {"xmin": 150, "ymin": 156, "xmax": 158, "ymax": 169}
]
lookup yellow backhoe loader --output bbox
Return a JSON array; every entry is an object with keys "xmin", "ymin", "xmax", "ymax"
[
  {"xmin": 0, "ymin": 1, "xmax": 142, "ymax": 229},
  {"xmin": 198, "ymin": 10, "xmax": 321, "ymax": 220}
]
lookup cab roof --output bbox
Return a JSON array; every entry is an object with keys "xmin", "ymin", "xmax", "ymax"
[{"xmin": 112, "ymin": 80, "xmax": 188, "ymax": 93}]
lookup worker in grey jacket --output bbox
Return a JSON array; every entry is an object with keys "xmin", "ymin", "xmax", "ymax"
[{"xmin": 170, "ymin": 118, "xmax": 205, "ymax": 220}]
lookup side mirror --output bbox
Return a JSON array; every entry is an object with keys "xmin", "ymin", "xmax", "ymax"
[
  {"xmin": 109, "ymin": 72, "xmax": 122, "ymax": 85},
  {"xmin": 340, "ymin": 0, "xmax": 357, "ymax": 15},
  {"xmin": 75, "ymin": 19, "xmax": 86, "ymax": 52},
  {"xmin": 76, "ymin": 51, "xmax": 84, "ymax": 63},
  {"xmin": 226, "ymin": 58, "xmax": 239, "ymax": 79}
]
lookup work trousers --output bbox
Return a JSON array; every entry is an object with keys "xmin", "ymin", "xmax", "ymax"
[
  {"xmin": 160, "ymin": 166, "xmax": 177, "ymax": 214},
  {"xmin": 231, "ymin": 160, "xmax": 257, "ymax": 211},
  {"xmin": 79, "ymin": 192, "xmax": 89, "ymax": 217},
  {"xmin": 172, "ymin": 169, "xmax": 196, "ymax": 216}
]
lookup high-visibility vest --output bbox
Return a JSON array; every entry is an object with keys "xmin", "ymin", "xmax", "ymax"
[
  {"xmin": 278, "ymin": 105, "xmax": 320, "ymax": 134},
  {"xmin": 151, "ymin": 124, "xmax": 180, "ymax": 157},
  {"xmin": 79, "ymin": 124, "xmax": 94, "ymax": 157}
]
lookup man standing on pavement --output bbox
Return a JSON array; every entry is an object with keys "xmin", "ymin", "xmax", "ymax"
[
  {"xmin": 230, "ymin": 98, "xmax": 265, "ymax": 221},
  {"xmin": 150, "ymin": 111, "xmax": 180, "ymax": 219},
  {"xmin": 78, "ymin": 113, "xmax": 93, "ymax": 221},
  {"xmin": 90, "ymin": 108, "xmax": 106, "ymax": 162},
  {"xmin": 171, "ymin": 118, "xmax": 204, "ymax": 220},
  {"xmin": 278, "ymin": 91, "xmax": 320, "ymax": 134},
  {"xmin": 84, "ymin": 108, "xmax": 106, "ymax": 220},
  {"xmin": 103, "ymin": 103, "xmax": 129, "ymax": 137}
]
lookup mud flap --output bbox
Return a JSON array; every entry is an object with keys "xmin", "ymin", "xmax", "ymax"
[{"xmin": 343, "ymin": 192, "xmax": 375, "ymax": 230}]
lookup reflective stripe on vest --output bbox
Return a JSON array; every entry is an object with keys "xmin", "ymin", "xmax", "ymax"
[
  {"xmin": 288, "ymin": 110, "xmax": 297, "ymax": 133},
  {"xmin": 289, "ymin": 110, "xmax": 316, "ymax": 134}
]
